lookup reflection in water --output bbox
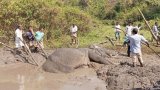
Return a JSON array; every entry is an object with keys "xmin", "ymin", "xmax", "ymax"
[{"xmin": 18, "ymin": 74, "xmax": 25, "ymax": 90}]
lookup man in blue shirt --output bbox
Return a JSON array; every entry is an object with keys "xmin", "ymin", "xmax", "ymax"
[
  {"xmin": 35, "ymin": 30, "xmax": 44, "ymax": 42},
  {"xmin": 26, "ymin": 26, "xmax": 35, "ymax": 47},
  {"xmin": 35, "ymin": 27, "xmax": 44, "ymax": 51},
  {"xmin": 128, "ymin": 28, "xmax": 149, "ymax": 67}
]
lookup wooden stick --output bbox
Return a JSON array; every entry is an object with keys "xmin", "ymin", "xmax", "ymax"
[
  {"xmin": 19, "ymin": 38, "xmax": 39, "ymax": 66},
  {"xmin": 36, "ymin": 41, "xmax": 48, "ymax": 59},
  {"xmin": 106, "ymin": 36, "xmax": 115, "ymax": 46},
  {"xmin": 148, "ymin": 46, "xmax": 160, "ymax": 58},
  {"xmin": 113, "ymin": 27, "xmax": 126, "ymax": 35},
  {"xmin": 137, "ymin": 8, "xmax": 158, "ymax": 43},
  {"xmin": 142, "ymin": 43, "xmax": 160, "ymax": 58},
  {"xmin": 0, "ymin": 42, "xmax": 13, "ymax": 49},
  {"xmin": 32, "ymin": 31, "xmax": 48, "ymax": 59},
  {"xmin": 99, "ymin": 41, "xmax": 108, "ymax": 44}
]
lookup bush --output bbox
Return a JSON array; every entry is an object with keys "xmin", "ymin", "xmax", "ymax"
[{"xmin": 0, "ymin": 0, "xmax": 95, "ymax": 47}]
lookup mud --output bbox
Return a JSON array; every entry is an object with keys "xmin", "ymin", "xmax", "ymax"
[
  {"xmin": 0, "ymin": 47, "xmax": 106, "ymax": 90},
  {"xmin": 0, "ymin": 48, "xmax": 17, "ymax": 64},
  {"xmin": 0, "ymin": 47, "xmax": 160, "ymax": 90},
  {"xmin": 97, "ymin": 52, "xmax": 160, "ymax": 90}
]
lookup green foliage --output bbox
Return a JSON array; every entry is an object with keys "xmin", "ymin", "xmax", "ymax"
[
  {"xmin": 0, "ymin": 0, "xmax": 160, "ymax": 48},
  {"xmin": 0, "ymin": 0, "xmax": 95, "ymax": 45},
  {"xmin": 87, "ymin": 0, "xmax": 106, "ymax": 19}
]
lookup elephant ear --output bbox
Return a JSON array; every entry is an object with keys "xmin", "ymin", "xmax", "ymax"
[{"xmin": 88, "ymin": 49, "xmax": 115, "ymax": 65}]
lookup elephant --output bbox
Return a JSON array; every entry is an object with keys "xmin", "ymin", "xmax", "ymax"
[{"xmin": 42, "ymin": 45, "xmax": 118, "ymax": 73}]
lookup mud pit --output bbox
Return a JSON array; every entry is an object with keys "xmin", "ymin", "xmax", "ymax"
[
  {"xmin": 0, "ymin": 48, "xmax": 106, "ymax": 90},
  {"xmin": 97, "ymin": 53, "xmax": 160, "ymax": 90},
  {"xmin": 0, "ymin": 47, "xmax": 160, "ymax": 90}
]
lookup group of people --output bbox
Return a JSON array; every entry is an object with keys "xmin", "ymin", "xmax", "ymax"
[
  {"xmin": 15, "ymin": 24, "xmax": 78, "ymax": 51},
  {"xmin": 114, "ymin": 22, "xmax": 142, "ymax": 41},
  {"xmin": 15, "ymin": 24, "xmax": 44, "ymax": 52},
  {"xmin": 114, "ymin": 21, "xmax": 159, "ymax": 42},
  {"xmin": 113, "ymin": 21, "xmax": 160, "ymax": 67},
  {"xmin": 14, "ymin": 21, "xmax": 158, "ymax": 67}
]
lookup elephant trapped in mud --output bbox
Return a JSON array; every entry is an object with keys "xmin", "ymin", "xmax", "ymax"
[{"xmin": 42, "ymin": 46, "xmax": 118, "ymax": 73}]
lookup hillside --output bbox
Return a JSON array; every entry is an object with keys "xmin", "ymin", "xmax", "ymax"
[{"xmin": 0, "ymin": 0, "xmax": 160, "ymax": 47}]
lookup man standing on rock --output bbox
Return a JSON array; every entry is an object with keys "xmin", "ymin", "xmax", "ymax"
[
  {"xmin": 35, "ymin": 27, "xmax": 44, "ymax": 51},
  {"xmin": 15, "ymin": 24, "xmax": 24, "ymax": 49},
  {"xmin": 26, "ymin": 26, "xmax": 35, "ymax": 47},
  {"xmin": 128, "ymin": 28, "xmax": 149, "ymax": 67}
]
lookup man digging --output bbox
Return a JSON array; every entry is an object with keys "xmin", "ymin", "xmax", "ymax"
[{"xmin": 128, "ymin": 28, "xmax": 149, "ymax": 67}]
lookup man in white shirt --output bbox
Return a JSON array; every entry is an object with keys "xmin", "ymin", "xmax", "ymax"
[
  {"xmin": 152, "ymin": 22, "xmax": 159, "ymax": 39},
  {"xmin": 125, "ymin": 22, "xmax": 133, "ymax": 57},
  {"xmin": 70, "ymin": 24, "xmax": 78, "ymax": 45},
  {"xmin": 114, "ymin": 22, "xmax": 121, "ymax": 41},
  {"xmin": 15, "ymin": 24, "xmax": 24, "ymax": 48},
  {"xmin": 135, "ymin": 24, "xmax": 141, "ymax": 33},
  {"xmin": 128, "ymin": 28, "xmax": 149, "ymax": 67},
  {"xmin": 125, "ymin": 22, "xmax": 133, "ymax": 36}
]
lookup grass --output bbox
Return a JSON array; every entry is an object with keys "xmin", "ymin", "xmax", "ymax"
[
  {"xmin": 45, "ymin": 24, "xmax": 154, "ymax": 48},
  {"xmin": 45, "ymin": 25, "xmax": 116, "ymax": 48},
  {"xmin": 78, "ymin": 25, "xmax": 153, "ymax": 47},
  {"xmin": 77, "ymin": 25, "xmax": 160, "ymax": 54},
  {"xmin": 43, "ymin": 24, "xmax": 160, "ymax": 56},
  {"xmin": 1, "ymin": 24, "xmax": 159, "ymax": 55}
]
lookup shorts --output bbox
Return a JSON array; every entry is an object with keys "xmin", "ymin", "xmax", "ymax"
[
  {"xmin": 130, "ymin": 52, "xmax": 143, "ymax": 63},
  {"xmin": 71, "ymin": 33, "xmax": 77, "ymax": 38}
]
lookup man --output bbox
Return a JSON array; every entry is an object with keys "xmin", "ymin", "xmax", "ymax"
[
  {"xmin": 70, "ymin": 24, "xmax": 78, "ymax": 45},
  {"xmin": 114, "ymin": 22, "xmax": 121, "ymax": 41},
  {"xmin": 135, "ymin": 24, "xmax": 141, "ymax": 33},
  {"xmin": 35, "ymin": 27, "xmax": 44, "ymax": 51},
  {"xmin": 128, "ymin": 28, "xmax": 149, "ymax": 67},
  {"xmin": 125, "ymin": 22, "xmax": 133, "ymax": 36},
  {"xmin": 15, "ymin": 24, "xmax": 24, "ymax": 48},
  {"xmin": 26, "ymin": 26, "xmax": 35, "ymax": 47},
  {"xmin": 125, "ymin": 22, "xmax": 133, "ymax": 57},
  {"xmin": 152, "ymin": 22, "xmax": 159, "ymax": 38}
]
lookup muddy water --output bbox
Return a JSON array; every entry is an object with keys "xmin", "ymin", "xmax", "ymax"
[{"xmin": 0, "ymin": 63, "xmax": 106, "ymax": 90}]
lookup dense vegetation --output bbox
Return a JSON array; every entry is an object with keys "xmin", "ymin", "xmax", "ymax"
[{"xmin": 0, "ymin": 0, "xmax": 160, "ymax": 47}]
